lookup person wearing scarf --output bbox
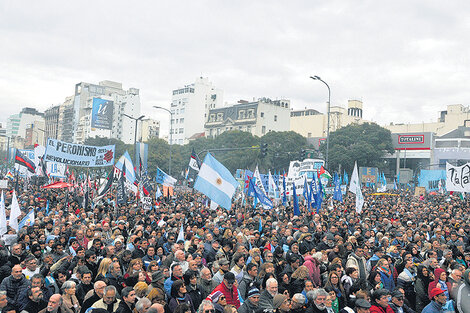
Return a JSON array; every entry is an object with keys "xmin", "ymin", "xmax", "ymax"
[
  {"xmin": 396, "ymin": 258, "xmax": 416, "ymax": 310},
  {"xmin": 376, "ymin": 259, "xmax": 395, "ymax": 291},
  {"xmin": 415, "ymin": 265, "xmax": 432, "ymax": 312},
  {"xmin": 427, "ymin": 268, "xmax": 451, "ymax": 301}
]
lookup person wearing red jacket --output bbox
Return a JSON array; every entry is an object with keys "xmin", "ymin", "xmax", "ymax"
[
  {"xmin": 208, "ymin": 272, "xmax": 240, "ymax": 309},
  {"xmin": 369, "ymin": 289, "xmax": 391, "ymax": 313},
  {"xmin": 427, "ymin": 268, "xmax": 452, "ymax": 301}
]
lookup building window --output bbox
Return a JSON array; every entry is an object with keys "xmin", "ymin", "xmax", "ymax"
[
  {"xmin": 238, "ymin": 110, "xmax": 245, "ymax": 119},
  {"xmin": 210, "ymin": 114, "xmax": 215, "ymax": 122},
  {"xmin": 274, "ymin": 115, "xmax": 277, "ymax": 121},
  {"xmin": 247, "ymin": 109, "xmax": 254, "ymax": 118},
  {"xmin": 180, "ymin": 118, "xmax": 184, "ymax": 123},
  {"xmin": 308, "ymin": 132, "xmax": 312, "ymax": 138},
  {"xmin": 262, "ymin": 126, "xmax": 266, "ymax": 134},
  {"xmin": 261, "ymin": 112, "xmax": 264, "ymax": 118},
  {"xmin": 217, "ymin": 113, "xmax": 223, "ymax": 121},
  {"xmin": 179, "ymin": 128, "xmax": 183, "ymax": 134}
]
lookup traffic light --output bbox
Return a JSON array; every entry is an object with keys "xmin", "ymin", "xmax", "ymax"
[
  {"xmin": 300, "ymin": 149, "xmax": 305, "ymax": 159},
  {"xmin": 260, "ymin": 143, "xmax": 268, "ymax": 157}
]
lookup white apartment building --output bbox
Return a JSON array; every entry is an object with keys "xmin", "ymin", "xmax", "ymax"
[
  {"xmin": 204, "ymin": 98, "xmax": 291, "ymax": 138},
  {"xmin": 6, "ymin": 107, "xmax": 45, "ymax": 140},
  {"xmin": 140, "ymin": 118, "xmax": 160, "ymax": 142},
  {"xmin": 170, "ymin": 77, "xmax": 223, "ymax": 145},
  {"xmin": 72, "ymin": 81, "xmax": 141, "ymax": 144}
]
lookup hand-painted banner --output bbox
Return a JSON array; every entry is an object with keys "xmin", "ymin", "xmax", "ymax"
[
  {"xmin": 446, "ymin": 162, "xmax": 470, "ymax": 192},
  {"xmin": 44, "ymin": 139, "xmax": 115, "ymax": 167}
]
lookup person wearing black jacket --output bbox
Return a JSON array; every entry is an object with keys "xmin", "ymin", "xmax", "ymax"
[
  {"xmin": 75, "ymin": 270, "xmax": 93, "ymax": 306},
  {"xmin": 183, "ymin": 271, "xmax": 203, "ymax": 311},
  {"xmin": 22, "ymin": 287, "xmax": 47, "ymax": 313},
  {"xmin": 79, "ymin": 281, "xmax": 106, "ymax": 313},
  {"xmin": 116, "ymin": 287, "xmax": 135, "ymax": 313}
]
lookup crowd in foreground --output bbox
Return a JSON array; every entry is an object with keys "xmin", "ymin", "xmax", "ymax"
[{"xmin": 1, "ymin": 182, "xmax": 470, "ymax": 313}]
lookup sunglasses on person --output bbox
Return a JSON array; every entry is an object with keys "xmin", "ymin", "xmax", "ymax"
[{"xmin": 204, "ymin": 310, "xmax": 215, "ymax": 313}]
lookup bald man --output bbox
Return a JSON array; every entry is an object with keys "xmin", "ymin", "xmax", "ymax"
[
  {"xmin": 39, "ymin": 294, "xmax": 62, "ymax": 313},
  {"xmin": 0, "ymin": 264, "xmax": 31, "ymax": 310}
]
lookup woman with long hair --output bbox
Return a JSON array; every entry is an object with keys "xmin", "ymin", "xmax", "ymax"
[
  {"xmin": 168, "ymin": 280, "xmax": 195, "ymax": 313},
  {"xmin": 95, "ymin": 257, "xmax": 112, "ymax": 282},
  {"xmin": 289, "ymin": 265, "xmax": 309, "ymax": 296},
  {"xmin": 415, "ymin": 265, "xmax": 431, "ymax": 312},
  {"xmin": 124, "ymin": 258, "xmax": 150, "ymax": 287},
  {"xmin": 324, "ymin": 271, "xmax": 346, "ymax": 309}
]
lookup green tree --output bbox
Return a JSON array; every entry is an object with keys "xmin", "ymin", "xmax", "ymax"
[
  {"xmin": 260, "ymin": 131, "xmax": 309, "ymax": 172},
  {"xmin": 322, "ymin": 123, "xmax": 394, "ymax": 174}
]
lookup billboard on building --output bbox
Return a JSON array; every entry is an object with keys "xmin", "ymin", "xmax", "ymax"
[
  {"xmin": 91, "ymin": 98, "xmax": 114, "ymax": 130},
  {"xmin": 392, "ymin": 132, "xmax": 432, "ymax": 150}
]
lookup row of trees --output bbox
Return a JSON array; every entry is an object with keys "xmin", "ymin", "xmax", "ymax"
[{"xmin": 83, "ymin": 122, "xmax": 395, "ymax": 179}]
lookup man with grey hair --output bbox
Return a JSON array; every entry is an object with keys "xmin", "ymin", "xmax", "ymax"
[
  {"xmin": 92, "ymin": 285, "xmax": 120, "ymax": 313},
  {"xmin": 305, "ymin": 288, "xmax": 328, "ymax": 313},
  {"xmin": 80, "ymin": 281, "xmax": 106, "ymax": 313},
  {"xmin": 134, "ymin": 298, "xmax": 151, "ymax": 313},
  {"xmin": 290, "ymin": 293, "xmax": 306, "ymax": 313},
  {"xmin": 197, "ymin": 300, "xmax": 214, "ymax": 313},
  {"xmin": 38, "ymin": 294, "xmax": 62, "ymax": 313},
  {"xmin": 259, "ymin": 277, "xmax": 278, "ymax": 311}
]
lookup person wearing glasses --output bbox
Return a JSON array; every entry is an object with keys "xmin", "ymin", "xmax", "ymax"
[{"xmin": 386, "ymin": 290, "xmax": 415, "ymax": 313}]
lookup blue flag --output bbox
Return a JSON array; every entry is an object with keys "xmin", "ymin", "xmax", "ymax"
[
  {"xmin": 249, "ymin": 178, "xmax": 273, "ymax": 209},
  {"xmin": 343, "ymin": 170, "xmax": 349, "ymax": 186},
  {"xmin": 310, "ymin": 173, "xmax": 323, "ymax": 213},
  {"xmin": 282, "ymin": 172, "xmax": 287, "ymax": 206},
  {"xmin": 258, "ymin": 217, "xmax": 262, "ymax": 233},
  {"xmin": 293, "ymin": 181, "xmax": 300, "ymax": 216},
  {"xmin": 394, "ymin": 179, "xmax": 398, "ymax": 190},
  {"xmin": 333, "ymin": 173, "xmax": 343, "ymax": 202},
  {"xmin": 45, "ymin": 200, "xmax": 49, "ymax": 216}
]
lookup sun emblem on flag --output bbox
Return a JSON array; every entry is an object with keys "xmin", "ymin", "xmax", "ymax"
[{"xmin": 216, "ymin": 177, "xmax": 222, "ymax": 185}]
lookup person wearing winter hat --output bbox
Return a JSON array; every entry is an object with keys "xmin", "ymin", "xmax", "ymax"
[
  {"xmin": 208, "ymin": 291, "xmax": 226, "ymax": 313},
  {"xmin": 238, "ymin": 287, "xmax": 260, "ymax": 313},
  {"xmin": 422, "ymin": 288, "xmax": 447, "ymax": 313},
  {"xmin": 273, "ymin": 294, "xmax": 290, "ymax": 313}
]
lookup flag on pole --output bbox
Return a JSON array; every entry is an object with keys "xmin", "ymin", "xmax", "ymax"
[
  {"xmin": 293, "ymin": 181, "xmax": 300, "ymax": 216},
  {"xmin": 282, "ymin": 172, "xmax": 287, "ymax": 206},
  {"xmin": 267, "ymin": 170, "xmax": 279, "ymax": 199},
  {"xmin": 96, "ymin": 169, "xmax": 114, "ymax": 199},
  {"xmin": 155, "ymin": 168, "xmax": 177, "ymax": 187},
  {"xmin": 5, "ymin": 171, "xmax": 14, "ymax": 180},
  {"xmin": 343, "ymin": 170, "xmax": 349, "ymax": 186},
  {"xmin": 253, "ymin": 166, "xmax": 267, "ymax": 195},
  {"xmin": 135, "ymin": 142, "xmax": 148, "ymax": 177},
  {"xmin": 319, "ymin": 166, "xmax": 332, "ymax": 181},
  {"xmin": 248, "ymin": 178, "xmax": 273, "ymax": 209},
  {"xmin": 310, "ymin": 171, "xmax": 323, "ymax": 213},
  {"xmin": 333, "ymin": 173, "xmax": 343, "ymax": 202},
  {"xmin": 349, "ymin": 162, "xmax": 360, "ymax": 194},
  {"xmin": 116, "ymin": 161, "xmax": 127, "ymax": 205},
  {"xmin": 155, "ymin": 185, "xmax": 163, "ymax": 199},
  {"xmin": 45, "ymin": 200, "xmax": 49, "ymax": 216},
  {"xmin": 0, "ymin": 192, "xmax": 7, "ymax": 236},
  {"xmin": 393, "ymin": 179, "xmax": 398, "ymax": 190},
  {"xmin": 355, "ymin": 183, "xmax": 365, "ymax": 214},
  {"xmin": 115, "ymin": 151, "xmax": 136, "ymax": 184},
  {"xmin": 9, "ymin": 191, "xmax": 21, "ymax": 232},
  {"xmin": 194, "ymin": 153, "xmax": 239, "ymax": 211},
  {"xmin": 15, "ymin": 149, "xmax": 36, "ymax": 174},
  {"xmin": 18, "ymin": 210, "xmax": 35, "ymax": 230},
  {"xmin": 258, "ymin": 217, "xmax": 263, "ymax": 233},
  {"xmin": 303, "ymin": 176, "xmax": 309, "ymax": 202},
  {"xmin": 188, "ymin": 148, "xmax": 202, "ymax": 171}
]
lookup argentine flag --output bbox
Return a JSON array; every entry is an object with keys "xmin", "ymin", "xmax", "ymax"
[
  {"xmin": 194, "ymin": 153, "xmax": 239, "ymax": 210},
  {"xmin": 18, "ymin": 210, "xmax": 35, "ymax": 230}
]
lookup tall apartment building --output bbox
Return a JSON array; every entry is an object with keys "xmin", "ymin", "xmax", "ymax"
[
  {"xmin": 44, "ymin": 105, "xmax": 60, "ymax": 141},
  {"xmin": 140, "ymin": 118, "xmax": 160, "ymax": 142},
  {"xmin": 6, "ymin": 107, "xmax": 45, "ymax": 141},
  {"xmin": 57, "ymin": 97, "xmax": 74, "ymax": 142},
  {"xmin": 170, "ymin": 77, "xmax": 223, "ymax": 145},
  {"xmin": 204, "ymin": 98, "xmax": 291, "ymax": 138},
  {"xmin": 69, "ymin": 80, "xmax": 141, "ymax": 144}
]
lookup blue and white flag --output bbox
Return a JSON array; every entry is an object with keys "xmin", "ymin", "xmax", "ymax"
[
  {"xmin": 310, "ymin": 173, "xmax": 323, "ymax": 213},
  {"xmin": 155, "ymin": 185, "xmax": 163, "ymax": 198},
  {"xmin": 333, "ymin": 173, "xmax": 343, "ymax": 202},
  {"xmin": 177, "ymin": 223, "xmax": 185, "ymax": 243},
  {"xmin": 249, "ymin": 178, "xmax": 273, "ymax": 210},
  {"xmin": 18, "ymin": 209, "xmax": 35, "ymax": 230},
  {"xmin": 267, "ymin": 170, "xmax": 279, "ymax": 199},
  {"xmin": 194, "ymin": 153, "xmax": 239, "ymax": 211},
  {"xmin": 293, "ymin": 181, "xmax": 300, "ymax": 216},
  {"xmin": 394, "ymin": 179, "xmax": 398, "ymax": 190},
  {"xmin": 253, "ymin": 166, "xmax": 267, "ymax": 195},
  {"xmin": 303, "ymin": 176, "xmax": 309, "ymax": 201},
  {"xmin": 155, "ymin": 167, "xmax": 177, "ymax": 187},
  {"xmin": 115, "ymin": 151, "xmax": 136, "ymax": 184}
]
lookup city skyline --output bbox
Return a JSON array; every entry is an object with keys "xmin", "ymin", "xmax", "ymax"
[{"xmin": 1, "ymin": 1, "xmax": 470, "ymax": 134}]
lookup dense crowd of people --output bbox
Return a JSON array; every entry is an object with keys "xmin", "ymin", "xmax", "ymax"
[{"xmin": 1, "ymin": 181, "xmax": 470, "ymax": 313}]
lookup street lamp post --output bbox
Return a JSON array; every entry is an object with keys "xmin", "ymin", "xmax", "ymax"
[
  {"xmin": 310, "ymin": 75, "xmax": 331, "ymax": 169},
  {"xmin": 153, "ymin": 106, "xmax": 173, "ymax": 175},
  {"xmin": 123, "ymin": 114, "xmax": 145, "ymax": 166}
]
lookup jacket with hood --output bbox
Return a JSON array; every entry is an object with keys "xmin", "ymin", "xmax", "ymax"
[
  {"xmin": 428, "ymin": 268, "xmax": 451, "ymax": 300},
  {"xmin": 303, "ymin": 255, "xmax": 322, "ymax": 287},
  {"xmin": 456, "ymin": 268, "xmax": 470, "ymax": 313}
]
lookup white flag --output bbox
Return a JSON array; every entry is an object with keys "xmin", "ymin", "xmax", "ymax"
[
  {"xmin": 253, "ymin": 166, "xmax": 267, "ymax": 195},
  {"xmin": 9, "ymin": 191, "xmax": 21, "ymax": 232},
  {"xmin": 349, "ymin": 162, "xmax": 360, "ymax": 194},
  {"xmin": 268, "ymin": 170, "xmax": 279, "ymax": 199},
  {"xmin": 0, "ymin": 192, "xmax": 7, "ymax": 236},
  {"xmin": 355, "ymin": 183, "xmax": 364, "ymax": 214}
]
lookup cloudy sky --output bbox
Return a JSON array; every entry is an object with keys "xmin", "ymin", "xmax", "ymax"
[{"xmin": 1, "ymin": 1, "xmax": 470, "ymax": 132}]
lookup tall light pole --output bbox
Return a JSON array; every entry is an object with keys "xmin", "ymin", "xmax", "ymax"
[
  {"xmin": 123, "ymin": 113, "xmax": 145, "ymax": 148},
  {"xmin": 153, "ymin": 106, "xmax": 173, "ymax": 175},
  {"xmin": 310, "ymin": 75, "xmax": 331, "ymax": 169}
]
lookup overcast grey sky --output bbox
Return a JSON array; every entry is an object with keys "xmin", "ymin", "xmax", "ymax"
[{"xmin": 1, "ymin": 1, "xmax": 470, "ymax": 131}]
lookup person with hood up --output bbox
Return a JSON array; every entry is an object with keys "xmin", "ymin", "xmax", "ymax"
[
  {"xmin": 428, "ymin": 268, "xmax": 451, "ymax": 301},
  {"xmin": 456, "ymin": 268, "xmax": 470, "ymax": 313},
  {"xmin": 303, "ymin": 253, "xmax": 322, "ymax": 288},
  {"xmin": 414, "ymin": 265, "xmax": 432, "ymax": 312}
]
